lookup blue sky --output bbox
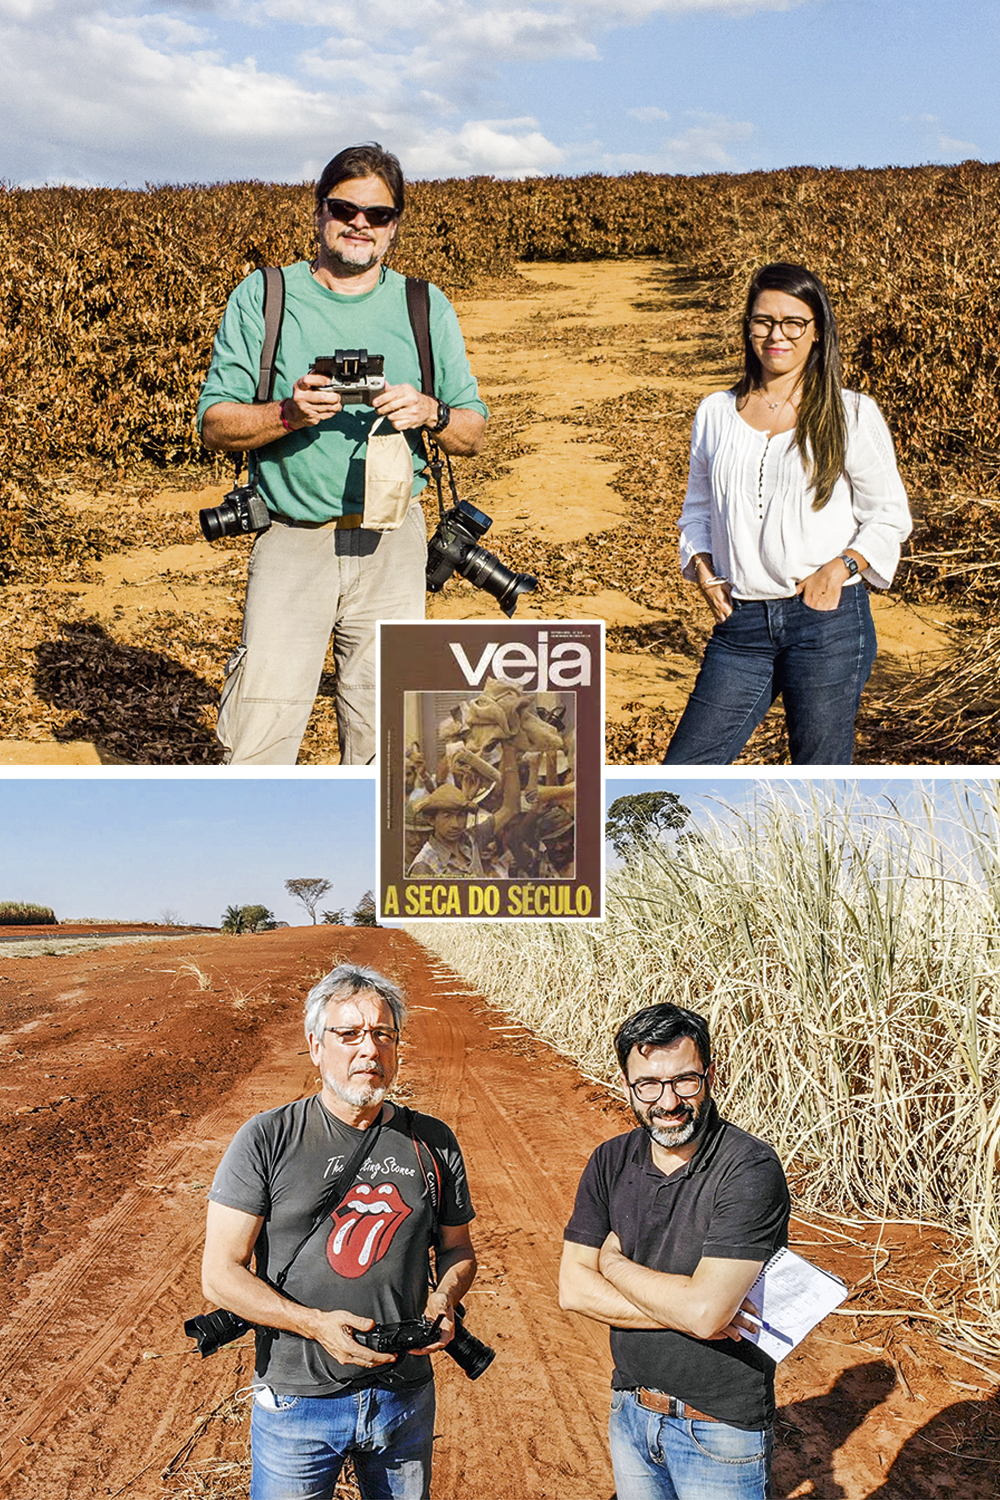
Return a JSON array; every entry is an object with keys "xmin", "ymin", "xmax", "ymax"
[
  {"xmin": 603, "ymin": 773, "xmax": 1000, "ymax": 869},
  {"xmin": 1, "ymin": 0, "xmax": 995, "ymax": 185},
  {"xmin": 0, "ymin": 778, "xmax": 375, "ymax": 926}
]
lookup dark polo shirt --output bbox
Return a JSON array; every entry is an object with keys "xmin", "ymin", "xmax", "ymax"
[{"xmin": 564, "ymin": 1102, "xmax": 789, "ymax": 1429}]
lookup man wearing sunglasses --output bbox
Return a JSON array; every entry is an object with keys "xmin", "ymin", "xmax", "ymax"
[
  {"xmin": 202, "ymin": 963, "xmax": 477, "ymax": 1500},
  {"xmin": 560, "ymin": 1003, "xmax": 789, "ymax": 1500},
  {"xmin": 197, "ymin": 143, "xmax": 488, "ymax": 765}
]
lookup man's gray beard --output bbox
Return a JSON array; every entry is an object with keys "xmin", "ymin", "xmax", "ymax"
[
  {"xmin": 322, "ymin": 1068, "xmax": 388, "ymax": 1109},
  {"xmin": 326, "ymin": 242, "xmax": 381, "ymax": 276},
  {"xmin": 634, "ymin": 1100, "xmax": 706, "ymax": 1149}
]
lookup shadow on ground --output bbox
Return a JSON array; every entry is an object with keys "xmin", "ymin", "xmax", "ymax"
[{"xmin": 34, "ymin": 621, "xmax": 221, "ymax": 764}]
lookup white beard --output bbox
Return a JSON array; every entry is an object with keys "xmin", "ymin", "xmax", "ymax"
[{"xmin": 322, "ymin": 1066, "xmax": 388, "ymax": 1109}]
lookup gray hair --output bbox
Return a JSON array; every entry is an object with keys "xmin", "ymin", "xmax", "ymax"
[{"xmin": 304, "ymin": 963, "xmax": 406, "ymax": 1041}]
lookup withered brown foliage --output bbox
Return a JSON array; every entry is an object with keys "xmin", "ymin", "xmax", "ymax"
[
  {"xmin": 2, "ymin": 164, "xmax": 998, "ymax": 762},
  {"xmin": 3, "ymin": 162, "xmax": 998, "ymax": 549}
]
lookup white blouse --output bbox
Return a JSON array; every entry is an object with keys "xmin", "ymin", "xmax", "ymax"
[{"xmin": 677, "ymin": 390, "xmax": 912, "ymax": 600}]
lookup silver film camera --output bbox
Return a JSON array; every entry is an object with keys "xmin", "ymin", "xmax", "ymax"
[{"xmin": 311, "ymin": 349, "xmax": 387, "ymax": 405}]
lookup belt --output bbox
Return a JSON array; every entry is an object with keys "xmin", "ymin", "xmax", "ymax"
[
  {"xmin": 637, "ymin": 1389, "xmax": 721, "ymax": 1422},
  {"xmin": 272, "ymin": 512, "xmax": 364, "ymax": 530}
]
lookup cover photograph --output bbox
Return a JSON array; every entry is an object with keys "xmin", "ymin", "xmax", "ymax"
[{"xmin": 377, "ymin": 621, "xmax": 604, "ymax": 921}]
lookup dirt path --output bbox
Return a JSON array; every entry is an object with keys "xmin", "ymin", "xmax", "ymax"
[
  {"xmin": 1, "ymin": 927, "xmax": 996, "ymax": 1498},
  {"xmin": 0, "ymin": 262, "xmax": 963, "ymax": 765}
]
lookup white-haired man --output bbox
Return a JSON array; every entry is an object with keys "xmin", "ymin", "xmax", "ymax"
[{"xmin": 202, "ymin": 963, "xmax": 477, "ymax": 1500}]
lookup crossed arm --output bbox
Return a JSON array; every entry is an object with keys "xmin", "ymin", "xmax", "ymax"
[
  {"xmin": 202, "ymin": 1201, "xmax": 476, "ymax": 1369},
  {"xmin": 559, "ymin": 1235, "xmax": 762, "ymax": 1342}
]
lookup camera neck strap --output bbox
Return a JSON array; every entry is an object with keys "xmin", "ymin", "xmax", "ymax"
[
  {"xmin": 272, "ymin": 1104, "xmax": 385, "ymax": 1291},
  {"xmin": 403, "ymin": 275, "xmax": 460, "ymax": 524}
]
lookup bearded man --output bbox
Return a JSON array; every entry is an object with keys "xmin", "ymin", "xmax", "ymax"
[
  {"xmin": 559, "ymin": 1002, "xmax": 789, "ymax": 1500},
  {"xmin": 201, "ymin": 963, "xmax": 477, "ymax": 1499},
  {"xmin": 198, "ymin": 143, "xmax": 487, "ymax": 765}
]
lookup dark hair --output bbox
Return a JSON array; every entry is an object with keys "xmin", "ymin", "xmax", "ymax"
[
  {"xmin": 315, "ymin": 143, "xmax": 405, "ymax": 215},
  {"xmin": 614, "ymin": 1003, "xmax": 711, "ymax": 1074},
  {"xmin": 735, "ymin": 262, "xmax": 847, "ymax": 511}
]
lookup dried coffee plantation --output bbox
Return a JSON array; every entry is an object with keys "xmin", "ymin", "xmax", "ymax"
[{"xmin": 2, "ymin": 162, "xmax": 998, "ymax": 761}]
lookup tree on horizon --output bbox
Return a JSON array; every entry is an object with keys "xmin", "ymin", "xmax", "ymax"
[{"xmin": 285, "ymin": 878, "xmax": 333, "ymax": 925}]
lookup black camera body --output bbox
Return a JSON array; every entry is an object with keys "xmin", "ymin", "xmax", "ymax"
[
  {"xmin": 353, "ymin": 1306, "xmax": 495, "ymax": 1380},
  {"xmin": 311, "ymin": 349, "xmax": 387, "ymax": 405},
  {"xmin": 426, "ymin": 500, "xmax": 536, "ymax": 618},
  {"xmin": 200, "ymin": 483, "xmax": 272, "ymax": 543},
  {"xmin": 353, "ymin": 1315, "xmax": 443, "ymax": 1355}
]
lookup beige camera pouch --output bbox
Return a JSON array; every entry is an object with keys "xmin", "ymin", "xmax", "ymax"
[{"xmin": 362, "ymin": 417, "xmax": 415, "ymax": 531}]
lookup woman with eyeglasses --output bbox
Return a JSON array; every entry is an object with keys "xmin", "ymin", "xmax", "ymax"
[{"xmin": 664, "ymin": 262, "xmax": 911, "ymax": 765}]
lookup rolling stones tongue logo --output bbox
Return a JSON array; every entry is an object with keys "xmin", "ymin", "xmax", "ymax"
[{"xmin": 327, "ymin": 1179, "xmax": 412, "ymax": 1278}]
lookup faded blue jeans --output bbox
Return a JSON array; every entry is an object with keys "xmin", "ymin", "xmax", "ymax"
[
  {"xmin": 609, "ymin": 1390, "xmax": 773, "ymax": 1500},
  {"xmin": 664, "ymin": 584, "xmax": 877, "ymax": 765},
  {"xmin": 249, "ymin": 1378, "xmax": 434, "ymax": 1500}
]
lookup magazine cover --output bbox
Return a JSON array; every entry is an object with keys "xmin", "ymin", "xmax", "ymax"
[{"xmin": 378, "ymin": 621, "xmax": 604, "ymax": 921}]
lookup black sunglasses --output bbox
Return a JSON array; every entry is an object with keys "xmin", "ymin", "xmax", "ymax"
[{"xmin": 320, "ymin": 196, "xmax": 398, "ymax": 229}]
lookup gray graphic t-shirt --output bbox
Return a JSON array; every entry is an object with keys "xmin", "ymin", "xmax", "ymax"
[{"xmin": 209, "ymin": 1096, "xmax": 474, "ymax": 1395}]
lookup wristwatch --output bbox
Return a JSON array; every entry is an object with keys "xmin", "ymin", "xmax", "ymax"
[
  {"xmin": 839, "ymin": 553, "xmax": 860, "ymax": 578},
  {"xmin": 427, "ymin": 400, "xmax": 451, "ymax": 435}
]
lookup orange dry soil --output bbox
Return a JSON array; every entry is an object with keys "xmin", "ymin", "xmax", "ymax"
[{"xmin": 0, "ymin": 926, "xmax": 995, "ymax": 1498}]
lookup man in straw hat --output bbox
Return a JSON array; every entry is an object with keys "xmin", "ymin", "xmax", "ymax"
[{"xmin": 407, "ymin": 744, "xmax": 520, "ymax": 878}]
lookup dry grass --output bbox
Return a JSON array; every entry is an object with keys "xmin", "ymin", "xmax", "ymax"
[
  {"xmin": 159, "ymin": 1389, "xmax": 361, "ymax": 1500},
  {"xmin": 408, "ymin": 784, "xmax": 1000, "ymax": 1344}
]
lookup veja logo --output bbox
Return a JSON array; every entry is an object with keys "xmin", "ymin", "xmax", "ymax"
[{"xmin": 449, "ymin": 633, "xmax": 591, "ymax": 688}]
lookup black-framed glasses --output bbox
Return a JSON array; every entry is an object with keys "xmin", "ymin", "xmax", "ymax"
[
  {"xmin": 628, "ymin": 1071, "xmax": 708, "ymax": 1103},
  {"xmin": 325, "ymin": 1025, "xmax": 399, "ymax": 1046},
  {"xmin": 320, "ymin": 196, "xmax": 398, "ymax": 228},
  {"xmin": 747, "ymin": 315, "xmax": 814, "ymax": 341}
]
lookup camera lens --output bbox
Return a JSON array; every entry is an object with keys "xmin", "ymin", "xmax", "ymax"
[
  {"xmin": 199, "ymin": 502, "xmax": 236, "ymax": 542},
  {"xmin": 446, "ymin": 1321, "xmax": 496, "ymax": 1381},
  {"xmin": 459, "ymin": 546, "xmax": 537, "ymax": 618}
]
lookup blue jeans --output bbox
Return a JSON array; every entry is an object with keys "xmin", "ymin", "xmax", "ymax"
[
  {"xmin": 249, "ymin": 1379, "xmax": 434, "ymax": 1500},
  {"xmin": 664, "ymin": 586, "xmax": 877, "ymax": 765},
  {"xmin": 609, "ymin": 1390, "xmax": 772, "ymax": 1500}
]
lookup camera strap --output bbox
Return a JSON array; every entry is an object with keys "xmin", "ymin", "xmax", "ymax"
[
  {"xmin": 271, "ymin": 1105, "xmax": 385, "ymax": 1292},
  {"xmin": 403, "ymin": 276, "xmax": 461, "ymax": 524}
]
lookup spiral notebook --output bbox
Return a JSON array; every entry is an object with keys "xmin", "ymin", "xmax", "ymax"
[{"xmin": 741, "ymin": 1247, "xmax": 848, "ymax": 1362}]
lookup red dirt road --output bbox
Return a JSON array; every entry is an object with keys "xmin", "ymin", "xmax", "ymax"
[{"xmin": 1, "ymin": 927, "xmax": 996, "ymax": 1499}]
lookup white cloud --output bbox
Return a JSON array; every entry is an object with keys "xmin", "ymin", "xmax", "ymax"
[
  {"xmin": 0, "ymin": 0, "xmax": 794, "ymax": 182},
  {"xmin": 937, "ymin": 134, "xmax": 977, "ymax": 156},
  {"xmin": 628, "ymin": 106, "xmax": 672, "ymax": 122},
  {"xmin": 903, "ymin": 112, "xmax": 978, "ymax": 163},
  {"xmin": 659, "ymin": 112, "xmax": 754, "ymax": 170},
  {"xmin": 407, "ymin": 119, "xmax": 565, "ymax": 176}
]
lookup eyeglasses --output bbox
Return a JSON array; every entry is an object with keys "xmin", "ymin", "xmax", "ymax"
[
  {"xmin": 325, "ymin": 1025, "xmax": 399, "ymax": 1046},
  {"xmin": 747, "ymin": 315, "xmax": 814, "ymax": 341},
  {"xmin": 320, "ymin": 196, "xmax": 398, "ymax": 229},
  {"xmin": 628, "ymin": 1071, "xmax": 708, "ymax": 1103}
]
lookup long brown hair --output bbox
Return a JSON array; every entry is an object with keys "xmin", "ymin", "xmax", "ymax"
[{"xmin": 735, "ymin": 263, "xmax": 847, "ymax": 510}]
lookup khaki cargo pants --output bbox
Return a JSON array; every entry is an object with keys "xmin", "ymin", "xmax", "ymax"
[{"xmin": 217, "ymin": 505, "xmax": 427, "ymax": 765}]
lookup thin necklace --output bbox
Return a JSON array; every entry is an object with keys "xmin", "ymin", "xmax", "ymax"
[{"xmin": 759, "ymin": 387, "xmax": 789, "ymax": 412}]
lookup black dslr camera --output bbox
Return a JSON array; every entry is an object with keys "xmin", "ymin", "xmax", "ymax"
[
  {"xmin": 199, "ymin": 483, "xmax": 272, "ymax": 542},
  {"xmin": 311, "ymin": 350, "xmax": 387, "ymax": 405},
  {"xmin": 354, "ymin": 1306, "xmax": 495, "ymax": 1380},
  {"xmin": 426, "ymin": 500, "xmax": 536, "ymax": 618},
  {"xmin": 353, "ymin": 1314, "xmax": 444, "ymax": 1355}
]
